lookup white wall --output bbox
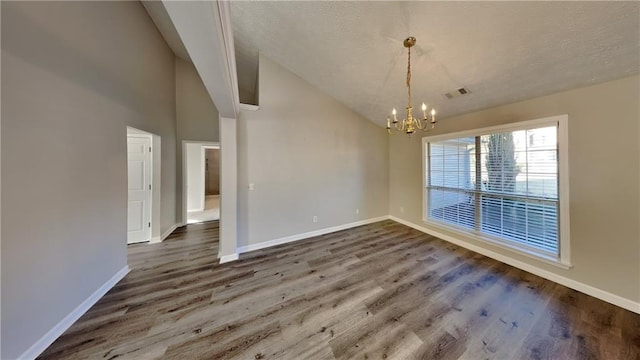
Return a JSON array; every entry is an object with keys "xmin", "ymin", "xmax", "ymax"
[
  {"xmin": 219, "ymin": 117, "xmax": 238, "ymax": 258},
  {"xmin": 1, "ymin": 2, "xmax": 177, "ymax": 358},
  {"xmin": 237, "ymin": 55, "xmax": 389, "ymax": 247},
  {"xmin": 176, "ymin": 57, "xmax": 219, "ymax": 222},
  {"xmin": 185, "ymin": 143, "xmax": 205, "ymax": 211},
  {"xmin": 389, "ymin": 75, "xmax": 640, "ymax": 305}
]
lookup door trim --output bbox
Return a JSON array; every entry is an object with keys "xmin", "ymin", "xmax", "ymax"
[
  {"xmin": 182, "ymin": 141, "xmax": 220, "ymax": 225},
  {"xmin": 127, "ymin": 127, "xmax": 160, "ymax": 243},
  {"xmin": 201, "ymin": 144, "xmax": 220, "ymax": 202}
]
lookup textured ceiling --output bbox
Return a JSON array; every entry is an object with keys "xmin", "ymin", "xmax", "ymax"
[{"xmin": 231, "ymin": 1, "xmax": 639, "ymax": 126}]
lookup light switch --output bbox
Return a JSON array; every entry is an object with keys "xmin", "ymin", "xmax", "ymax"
[{"xmin": 248, "ymin": 183, "xmax": 255, "ymax": 190}]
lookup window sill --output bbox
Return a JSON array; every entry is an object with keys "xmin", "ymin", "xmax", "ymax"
[{"xmin": 423, "ymin": 219, "xmax": 573, "ymax": 270}]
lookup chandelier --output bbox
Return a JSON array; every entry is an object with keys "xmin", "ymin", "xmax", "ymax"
[{"xmin": 386, "ymin": 36, "xmax": 437, "ymax": 135}]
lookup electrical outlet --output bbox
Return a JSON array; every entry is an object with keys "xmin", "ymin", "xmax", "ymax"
[
  {"xmin": 400, "ymin": 206, "xmax": 405, "ymax": 213},
  {"xmin": 313, "ymin": 216, "xmax": 318, "ymax": 223},
  {"xmin": 355, "ymin": 208, "xmax": 359, "ymax": 214},
  {"xmin": 248, "ymin": 183, "xmax": 255, "ymax": 190}
]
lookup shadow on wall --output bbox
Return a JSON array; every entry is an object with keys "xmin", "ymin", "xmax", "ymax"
[
  {"xmin": 205, "ymin": 148, "xmax": 220, "ymax": 195},
  {"xmin": 2, "ymin": 2, "xmax": 163, "ymax": 114}
]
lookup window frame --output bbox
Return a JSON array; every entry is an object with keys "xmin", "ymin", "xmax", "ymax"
[{"xmin": 422, "ymin": 115, "xmax": 571, "ymax": 268}]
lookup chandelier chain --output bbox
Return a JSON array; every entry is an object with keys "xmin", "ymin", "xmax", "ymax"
[{"xmin": 406, "ymin": 45, "xmax": 411, "ymax": 107}]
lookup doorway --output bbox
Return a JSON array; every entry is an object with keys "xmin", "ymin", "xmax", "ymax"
[
  {"xmin": 127, "ymin": 127, "xmax": 161, "ymax": 244},
  {"xmin": 184, "ymin": 142, "xmax": 220, "ymax": 224}
]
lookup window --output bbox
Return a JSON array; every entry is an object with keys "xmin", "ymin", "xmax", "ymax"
[{"xmin": 423, "ymin": 115, "xmax": 570, "ymax": 266}]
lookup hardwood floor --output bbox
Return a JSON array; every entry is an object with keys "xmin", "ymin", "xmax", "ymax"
[{"xmin": 39, "ymin": 220, "xmax": 639, "ymax": 359}]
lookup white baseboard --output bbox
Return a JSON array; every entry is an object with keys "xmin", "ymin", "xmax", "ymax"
[
  {"xmin": 389, "ymin": 215, "xmax": 640, "ymax": 314},
  {"xmin": 219, "ymin": 253, "xmax": 239, "ymax": 264},
  {"xmin": 19, "ymin": 266, "xmax": 130, "ymax": 360},
  {"xmin": 151, "ymin": 223, "xmax": 181, "ymax": 243},
  {"xmin": 236, "ymin": 216, "xmax": 390, "ymax": 255}
]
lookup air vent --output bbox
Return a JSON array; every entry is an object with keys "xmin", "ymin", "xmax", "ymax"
[{"xmin": 444, "ymin": 87, "xmax": 471, "ymax": 99}]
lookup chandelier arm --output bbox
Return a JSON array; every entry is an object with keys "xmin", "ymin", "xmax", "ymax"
[
  {"xmin": 394, "ymin": 119, "xmax": 405, "ymax": 132},
  {"xmin": 415, "ymin": 117, "xmax": 427, "ymax": 130},
  {"xmin": 419, "ymin": 122, "xmax": 436, "ymax": 132}
]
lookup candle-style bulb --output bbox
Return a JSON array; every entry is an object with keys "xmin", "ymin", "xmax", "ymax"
[
  {"xmin": 431, "ymin": 109, "xmax": 436, "ymax": 116},
  {"xmin": 421, "ymin": 103, "xmax": 427, "ymax": 111},
  {"xmin": 392, "ymin": 108, "xmax": 397, "ymax": 115}
]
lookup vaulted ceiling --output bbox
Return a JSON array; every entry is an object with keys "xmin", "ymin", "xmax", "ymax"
[{"xmin": 231, "ymin": 1, "xmax": 639, "ymax": 126}]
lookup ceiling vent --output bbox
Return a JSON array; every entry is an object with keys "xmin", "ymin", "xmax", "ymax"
[{"xmin": 444, "ymin": 87, "xmax": 471, "ymax": 99}]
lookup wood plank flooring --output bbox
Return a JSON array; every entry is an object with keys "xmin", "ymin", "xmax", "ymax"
[{"xmin": 39, "ymin": 220, "xmax": 640, "ymax": 359}]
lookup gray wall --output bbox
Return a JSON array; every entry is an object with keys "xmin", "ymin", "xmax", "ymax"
[
  {"xmin": 389, "ymin": 75, "xmax": 640, "ymax": 303},
  {"xmin": 175, "ymin": 57, "xmax": 219, "ymax": 222},
  {"xmin": 237, "ymin": 55, "xmax": 389, "ymax": 247},
  {"xmin": 1, "ymin": 2, "xmax": 177, "ymax": 358}
]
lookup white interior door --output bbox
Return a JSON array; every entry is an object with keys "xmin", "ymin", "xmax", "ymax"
[{"xmin": 127, "ymin": 136, "xmax": 151, "ymax": 244}]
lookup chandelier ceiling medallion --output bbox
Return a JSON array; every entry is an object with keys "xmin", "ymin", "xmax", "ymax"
[{"xmin": 386, "ymin": 36, "xmax": 437, "ymax": 135}]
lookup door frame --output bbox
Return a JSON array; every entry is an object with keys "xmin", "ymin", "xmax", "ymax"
[
  {"xmin": 182, "ymin": 141, "xmax": 220, "ymax": 225},
  {"xmin": 127, "ymin": 126, "xmax": 161, "ymax": 243},
  {"xmin": 201, "ymin": 145, "xmax": 221, "ymax": 200}
]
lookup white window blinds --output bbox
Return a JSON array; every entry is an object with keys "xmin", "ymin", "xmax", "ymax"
[{"xmin": 426, "ymin": 124, "xmax": 560, "ymax": 256}]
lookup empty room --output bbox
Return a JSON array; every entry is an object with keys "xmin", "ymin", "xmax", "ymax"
[{"xmin": 1, "ymin": 1, "xmax": 639, "ymax": 359}]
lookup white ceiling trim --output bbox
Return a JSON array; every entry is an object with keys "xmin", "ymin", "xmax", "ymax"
[
  {"xmin": 163, "ymin": 0, "xmax": 239, "ymax": 118},
  {"xmin": 217, "ymin": 1, "xmax": 240, "ymax": 114},
  {"xmin": 141, "ymin": 1, "xmax": 191, "ymax": 62}
]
